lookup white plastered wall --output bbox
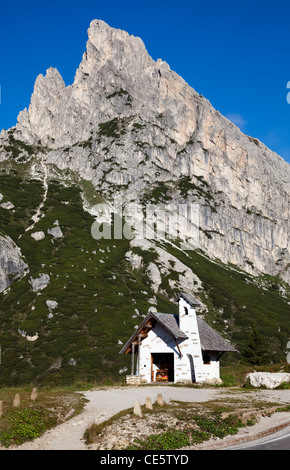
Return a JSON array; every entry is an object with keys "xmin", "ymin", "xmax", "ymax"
[
  {"xmin": 177, "ymin": 298, "xmax": 205, "ymax": 383},
  {"xmin": 203, "ymin": 351, "xmax": 221, "ymax": 382},
  {"xmin": 137, "ymin": 298, "xmax": 222, "ymax": 383},
  {"xmin": 139, "ymin": 324, "xmax": 178, "ymax": 382}
]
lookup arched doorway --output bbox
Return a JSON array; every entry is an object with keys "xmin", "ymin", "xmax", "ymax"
[{"xmin": 187, "ymin": 354, "xmax": 195, "ymax": 382}]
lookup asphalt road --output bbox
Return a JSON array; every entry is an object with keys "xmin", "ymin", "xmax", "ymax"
[{"xmin": 226, "ymin": 425, "xmax": 290, "ymax": 450}]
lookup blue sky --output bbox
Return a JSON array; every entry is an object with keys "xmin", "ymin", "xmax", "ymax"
[{"xmin": 0, "ymin": 0, "xmax": 290, "ymax": 163}]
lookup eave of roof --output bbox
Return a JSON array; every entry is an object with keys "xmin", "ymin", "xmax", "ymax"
[
  {"xmin": 175, "ymin": 292, "xmax": 202, "ymax": 308},
  {"xmin": 119, "ymin": 312, "xmax": 187, "ymax": 355}
]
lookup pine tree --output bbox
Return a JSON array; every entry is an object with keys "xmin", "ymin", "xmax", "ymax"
[{"xmin": 242, "ymin": 327, "xmax": 270, "ymax": 365}]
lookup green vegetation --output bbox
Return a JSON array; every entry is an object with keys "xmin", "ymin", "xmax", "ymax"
[
  {"xmin": 0, "ymin": 387, "xmax": 87, "ymax": 447},
  {"xmin": 128, "ymin": 429, "xmax": 194, "ymax": 449},
  {"xmin": 177, "ymin": 175, "xmax": 216, "ymax": 210},
  {"xmin": 128, "ymin": 413, "xmax": 244, "ymax": 450},
  {"xmin": 2, "ymin": 132, "xmax": 44, "ymax": 160},
  {"xmin": 98, "ymin": 116, "xmax": 132, "ymax": 139},
  {"xmin": 0, "ymin": 151, "xmax": 288, "ymax": 386},
  {"xmin": 247, "ymin": 135, "xmax": 260, "ymax": 147},
  {"xmin": 106, "ymin": 88, "xmax": 132, "ymax": 106},
  {"xmin": 141, "ymin": 181, "xmax": 174, "ymax": 205},
  {"xmin": 0, "ymin": 166, "xmax": 174, "ymax": 386},
  {"xmin": 241, "ymin": 327, "xmax": 271, "ymax": 365},
  {"xmin": 0, "ymin": 173, "xmax": 44, "ymax": 241},
  {"xmin": 140, "ymin": 175, "xmax": 218, "ymax": 212},
  {"xmin": 0, "ymin": 409, "xmax": 45, "ymax": 446}
]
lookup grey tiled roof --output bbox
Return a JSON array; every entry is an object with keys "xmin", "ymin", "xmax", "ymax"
[
  {"xmin": 175, "ymin": 292, "xmax": 202, "ymax": 307},
  {"xmin": 154, "ymin": 313, "xmax": 188, "ymax": 340},
  {"xmin": 119, "ymin": 310, "xmax": 237, "ymax": 354},
  {"xmin": 119, "ymin": 311, "xmax": 187, "ymax": 354},
  {"xmin": 197, "ymin": 316, "xmax": 238, "ymax": 352}
]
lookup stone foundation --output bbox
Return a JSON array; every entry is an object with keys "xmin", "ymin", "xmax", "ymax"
[{"xmin": 126, "ymin": 375, "xmax": 146, "ymax": 385}]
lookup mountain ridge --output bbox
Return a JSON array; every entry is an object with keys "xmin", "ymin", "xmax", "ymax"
[{"xmin": 0, "ymin": 19, "xmax": 288, "ymax": 283}]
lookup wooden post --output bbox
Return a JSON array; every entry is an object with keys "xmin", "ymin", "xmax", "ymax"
[
  {"xmin": 173, "ymin": 336, "xmax": 183, "ymax": 358},
  {"xmin": 157, "ymin": 393, "xmax": 164, "ymax": 406},
  {"xmin": 0, "ymin": 401, "xmax": 3, "ymax": 418},
  {"xmin": 137, "ymin": 334, "xmax": 141, "ymax": 375}
]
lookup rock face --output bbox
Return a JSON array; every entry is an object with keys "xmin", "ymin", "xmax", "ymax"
[
  {"xmin": 247, "ymin": 372, "xmax": 290, "ymax": 389},
  {"xmin": 0, "ymin": 234, "xmax": 28, "ymax": 292},
  {"xmin": 1, "ymin": 19, "xmax": 289, "ymax": 283}
]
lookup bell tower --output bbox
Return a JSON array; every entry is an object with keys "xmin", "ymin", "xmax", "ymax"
[
  {"xmin": 175, "ymin": 292, "xmax": 205, "ymax": 383},
  {"xmin": 176, "ymin": 292, "xmax": 200, "ymax": 334}
]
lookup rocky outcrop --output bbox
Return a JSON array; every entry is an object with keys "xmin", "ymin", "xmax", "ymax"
[
  {"xmin": 29, "ymin": 273, "xmax": 50, "ymax": 292},
  {"xmin": 0, "ymin": 234, "xmax": 28, "ymax": 292},
  {"xmin": 31, "ymin": 231, "xmax": 45, "ymax": 241},
  {"xmin": 246, "ymin": 372, "xmax": 290, "ymax": 389},
  {"xmin": 0, "ymin": 19, "xmax": 289, "ymax": 283}
]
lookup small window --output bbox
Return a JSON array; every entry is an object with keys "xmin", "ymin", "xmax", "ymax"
[
  {"xmin": 184, "ymin": 307, "xmax": 188, "ymax": 315},
  {"xmin": 203, "ymin": 353, "xmax": 211, "ymax": 364}
]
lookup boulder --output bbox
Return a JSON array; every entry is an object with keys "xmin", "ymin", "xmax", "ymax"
[
  {"xmin": 31, "ymin": 231, "xmax": 45, "ymax": 241},
  {"xmin": 246, "ymin": 372, "xmax": 290, "ymax": 389},
  {"xmin": 30, "ymin": 273, "xmax": 50, "ymax": 292}
]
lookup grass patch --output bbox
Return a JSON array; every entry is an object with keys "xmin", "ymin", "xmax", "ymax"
[{"xmin": 0, "ymin": 387, "xmax": 87, "ymax": 447}]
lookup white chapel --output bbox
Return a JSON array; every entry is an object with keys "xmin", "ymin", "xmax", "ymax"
[{"xmin": 120, "ymin": 292, "xmax": 237, "ymax": 384}]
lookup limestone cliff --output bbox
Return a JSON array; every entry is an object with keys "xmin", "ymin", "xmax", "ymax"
[
  {"xmin": 0, "ymin": 234, "xmax": 28, "ymax": 292},
  {"xmin": 1, "ymin": 19, "xmax": 289, "ymax": 284}
]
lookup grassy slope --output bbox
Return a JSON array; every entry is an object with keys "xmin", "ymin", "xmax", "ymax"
[{"xmin": 0, "ymin": 164, "xmax": 173, "ymax": 385}]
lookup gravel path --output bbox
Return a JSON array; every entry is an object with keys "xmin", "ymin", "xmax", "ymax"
[{"xmin": 7, "ymin": 386, "xmax": 290, "ymax": 451}]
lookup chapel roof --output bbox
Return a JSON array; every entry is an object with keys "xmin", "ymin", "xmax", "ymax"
[
  {"xmin": 119, "ymin": 310, "xmax": 237, "ymax": 355},
  {"xmin": 119, "ymin": 311, "xmax": 187, "ymax": 355},
  {"xmin": 196, "ymin": 316, "xmax": 238, "ymax": 352}
]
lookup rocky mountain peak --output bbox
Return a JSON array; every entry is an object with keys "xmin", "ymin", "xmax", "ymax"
[
  {"xmin": 14, "ymin": 20, "xmax": 161, "ymax": 147},
  {"xmin": 14, "ymin": 19, "xmax": 196, "ymax": 150},
  {"xmin": 16, "ymin": 67, "xmax": 66, "ymax": 144},
  {"xmin": 76, "ymin": 18, "xmax": 155, "ymax": 86},
  {"xmin": 1, "ymin": 20, "xmax": 289, "ymax": 284}
]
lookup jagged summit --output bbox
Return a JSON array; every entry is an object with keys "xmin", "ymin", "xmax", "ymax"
[{"xmin": 15, "ymin": 19, "xmax": 170, "ymax": 147}]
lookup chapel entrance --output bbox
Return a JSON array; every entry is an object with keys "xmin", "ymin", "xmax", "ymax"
[{"xmin": 151, "ymin": 353, "xmax": 174, "ymax": 382}]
